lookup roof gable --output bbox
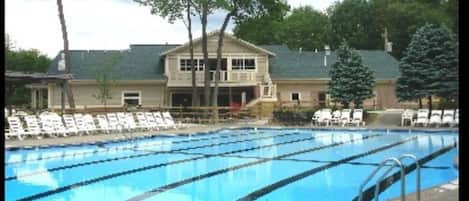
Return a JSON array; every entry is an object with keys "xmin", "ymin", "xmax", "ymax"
[{"xmin": 160, "ymin": 31, "xmax": 276, "ymax": 56}]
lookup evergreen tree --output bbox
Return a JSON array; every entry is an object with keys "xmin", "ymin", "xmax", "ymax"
[
  {"xmin": 396, "ymin": 24, "xmax": 458, "ymax": 109},
  {"xmin": 328, "ymin": 41, "xmax": 375, "ymax": 108}
]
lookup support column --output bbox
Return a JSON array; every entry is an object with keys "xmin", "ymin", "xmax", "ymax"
[
  {"xmin": 31, "ymin": 89, "xmax": 37, "ymax": 109},
  {"xmin": 38, "ymin": 89, "xmax": 44, "ymax": 109},
  {"xmin": 228, "ymin": 87, "xmax": 232, "ymax": 105}
]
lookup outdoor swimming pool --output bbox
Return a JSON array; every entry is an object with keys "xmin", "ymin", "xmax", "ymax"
[{"xmin": 5, "ymin": 128, "xmax": 458, "ymax": 201}]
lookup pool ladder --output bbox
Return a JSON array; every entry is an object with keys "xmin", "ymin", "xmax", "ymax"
[{"xmin": 357, "ymin": 154, "xmax": 421, "ymax": 201}]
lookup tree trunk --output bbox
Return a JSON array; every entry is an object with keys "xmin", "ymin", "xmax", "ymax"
[
  {"xmin": 212, "ymin": 11, "xmax": 235, "ymax": 122},
  {"xmin": 428, "ymin": 96, "xmax": 432, "ymax": 118},
  {"xmin": 418, "ymin": 98, "xmax": 422, "ymax": 109},
  {"xmin": 187, "ymin": 1, "xmax": 199, "ymax": 107},
  {"xmin": 57, "ymin": 0, "xmax": 75, "ymax": 109},
  {"xmin": 201, "ymin": 1, "xmax": 210, "ymax": 107}
]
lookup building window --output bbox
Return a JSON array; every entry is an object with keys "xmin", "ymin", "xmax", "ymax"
[
  {"xmin": 291, "ymin": 92, "xmax": 300, "ymax": 101},
  {"xmin": 231, "ymin": 58, "xmax": 256, "ymax": 70},
  {"xmin": 122, "ymin": 91, "xmax": 141, "ymax": 106},
  {"xmin": 180, "ymin": 59, "xmax": 204, "ymax": 71}
]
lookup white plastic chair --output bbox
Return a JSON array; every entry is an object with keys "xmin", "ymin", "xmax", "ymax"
[
  {"xmin": 414, "ymin": 109, "xmax": 429, "ymax": 127},
  {"xmin": 135, "ymin": 112, "xmax": 151, "ymax": 131},
  {"xmin": 429, "ymin": 110, "xmax": 442, "ymax": 127},
  {"xmin": 38, "ymin": 114, "xmax": 59, "ymax": 137},
  {"xmin": 153, "ymin": 112, "xmax": 169, "ymax": 129},
  {"xmin": 401, "ymin": 109, "xmax": 415, "ymax": 126},
  {"xmin": 62, "ymin": 114, "xmax": 81, "ymax": 135},
  {"xmin": 162, "ymin": 111, "xmax": 177, "ymax": 129},
  {"xmin": 351, "ymin": 109, "xmax": 364, "ymax": 127},
  {"xmin": 97, "ymin": 114, "xmax": 113, "ymax": 133},
  {"xmin": 83, "ymin": 114, "xmax": 100, "ymax": 134},
  {"xmin": 317, "ymin": 109, "xmax": 332, "ymax": 126},
  {"xmin": 6, "ymin": 116, "xmax": 28, "ymax": 140},
  {"xmin": 145, "ymin": 112, "xmax": 160, "ymax": 130},
  {"xmin": 49, "ymin": 113, "xmax": 69, "ymax": 137},
  {"xmin": 441, "ymin": 110, "xmax": 455, "ymax": 127},
  {"xmin": 24, "ymin": 115, "xmax": 43, "ymax": 139},
  {"xmin": 331, "ymin": 110, "xmax": 341, "ymax": 126},
  {"xmin": 340, "ymin": 109, "xmax": 352, "ymax": 127},
  {"xmin": 311, "ymin": 110, "xmax": 322, "ymax": 126},
  {"xmin": 107, "ymin": 113, "xmax": 124, "ymax": 132}
]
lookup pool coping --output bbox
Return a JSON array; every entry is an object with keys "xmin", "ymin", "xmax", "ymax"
[{"xmin": 4, "ymin": 123, "xmax": 458, "ymax": 151}]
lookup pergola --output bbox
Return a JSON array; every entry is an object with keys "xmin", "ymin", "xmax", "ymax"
[{"xmin": 5, "ymin": 71, "xmax": 72, "ymax": 111}]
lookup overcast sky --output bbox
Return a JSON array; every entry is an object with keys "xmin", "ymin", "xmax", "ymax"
[{"xmin": 6, "ymin": 0, "xmax": 337, "ymax": 58}]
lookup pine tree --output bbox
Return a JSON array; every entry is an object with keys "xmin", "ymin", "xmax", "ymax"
[
  {"xmin": 396, "ymin": 24, "xmax": 458, "ymax": 109},
  {"xmin": 328, "ymin": 41, "xmax": 375, "ymax": 108}
]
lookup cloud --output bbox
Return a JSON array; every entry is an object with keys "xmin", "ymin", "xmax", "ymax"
[{"xmin": 6, "ymin": 0, "xmax": 333, "ymax": 58}]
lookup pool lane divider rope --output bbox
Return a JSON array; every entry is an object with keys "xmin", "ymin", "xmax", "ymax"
[
  {"xmin": 6, "ymin": 130, "xmax": 311, "ymax": 181},
  {"xmin": 5, "ymin": 129, "xmax": 276, "ymax": 165},
  {"xmin": 17, "ymin": 134, "xmax": 385, "ymax": 201},
  {"xmin": 235, "ymin": 136, "xmax": 420, "ymax": 201},
  {"xmin": 350, "ymin": 142, "xmax": 457, "ymax": 201},
  {"xmin": 125, "ymin": 134, "xmax": 396, "ymax": 201},
  {"xmin": 180, "ymin": 152, "xmax": 451, "ymax": 170}
]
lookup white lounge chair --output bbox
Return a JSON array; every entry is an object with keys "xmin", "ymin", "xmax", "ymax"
[
  {"xmin": 331, "ymin": 110, "xmax": 341, "ymax": 126},
  {"xmin": 6, "ymin": 116, "xmax": 28, "ymax": 140},
  {"xmin": 441, "ymin": 110, "xmax": 455, "ymax": 127},
  {"xmin": 107, "ymin": 113, "xmax": 124, "ymax": 132},
  {"xmin": 62, "ymin": 114, "xmax": 81, "ymax": 135},
  {"xmin": 153, "ymin": 112, "xmax": 169, "ymax": 129},
  {"xmin": 317, "ymin": 109, "xmax": 332, "ymax": 126},
  {"xmin": 38, "ymin": 114, "xmax": 59, "ymax": 137},
  {"xmin": 49, "ymin": 113, "xmax": 69, "ymax": 137},
  {"xmin": 401, "ymin": 109, "xmax": 415, "ymax": 126},
  {"xmin": 96, "ymin": 114, "xmax": 113, "ymax": 133},
  {"xmin": 116, "ymin": 112, "xmax": 132, "ymax": 132},
  {"xmin": 429, "ymin": 110, "xmax": 442, "ymax": 127},
  {"xmin": 125, "ymin": 112, "xmax": 145, "ymax": 131},
  {"xmin": 311, "ymin": 110, "xmax": 322, "ymax": 126},
  {"xmin": 23, "ymin": 115, "xmax": 43, "ymax": 139},
  {"xmin": 144, "ymin": 112, "xmax": 160, "ymax": 130},
  {"xmin": 351, "ymin": 109, "xmax": 365, "ymax": 127},
  {"xmin": 414, "ymin": 109, "xmax": 429, "ymax": 127},
  {"xmin": 340, "ymin": 109, "xmax": 352, "ymax": 127},
  {"xmin": 162, "ymin": 111, "xmax": 178, "ymax": 129},
  {"xmin": 83, "ymin": 114, "xmax": 100, "ymax": 134},
  {"xmin": 135, "ymin": 112, "xmax": 152, "ymax": 131}
]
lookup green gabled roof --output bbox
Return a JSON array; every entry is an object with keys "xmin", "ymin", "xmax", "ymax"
[
  {"xmin": 260, "ymin": 45, "xmax": 400, "ymax": 80},
  {"xmin": 48, "ymin": 44, "xmax": 178, "ymax": 80},
  {"xmin": 48, "ymin": 43, "xmax": 400, "ymax": 81}
]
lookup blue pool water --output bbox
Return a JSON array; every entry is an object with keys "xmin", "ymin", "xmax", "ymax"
[{"xmin": 5, "ymin": 128, "xmax": 458, "ymax": 201}]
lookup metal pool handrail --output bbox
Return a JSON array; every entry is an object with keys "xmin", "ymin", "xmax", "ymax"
[
  {"xmin": 358, "ymin": 157, "xmax": 405, "ymax": 201},
  {"xmin": 397, "ymin": 154, "xmax": 421, "ymax": 201}
]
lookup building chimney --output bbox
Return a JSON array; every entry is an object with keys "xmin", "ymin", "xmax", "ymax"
[
  {"xmin": 324, "ymin": 45, "xmax": 330, "ymax": 67},
  {"xmin": 382, "ymin": 27, "xmax": 392, "ymax": 52}
]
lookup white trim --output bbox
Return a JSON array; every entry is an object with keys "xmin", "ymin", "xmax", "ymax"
[
  {"xmin": 121, "ymin": 90, "xmax": 142, "ymax": 106},
  {"xmin": 291, "ymin": 92, "xmax": 301, "ymax": 101},
  {"xmin": 47, "ymin": 84, "xmax": 52, "ymax": 109}
]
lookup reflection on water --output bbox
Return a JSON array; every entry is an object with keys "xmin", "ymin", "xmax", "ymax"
[{"xmin": 14, "ymin": 165, "xmax": 58, "ymax": 188}]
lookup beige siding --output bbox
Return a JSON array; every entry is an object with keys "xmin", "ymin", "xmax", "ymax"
[
  {"xmin": 165, "ymin": 35, "xmax": 270, "ymax": 87},
  {"xmin": 273, "ymin": 81, "xmax": 405, "ymax": 109},
  {"xmin": 49, "ymin": 82, "xmax": 166, "ymax": 108}
]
